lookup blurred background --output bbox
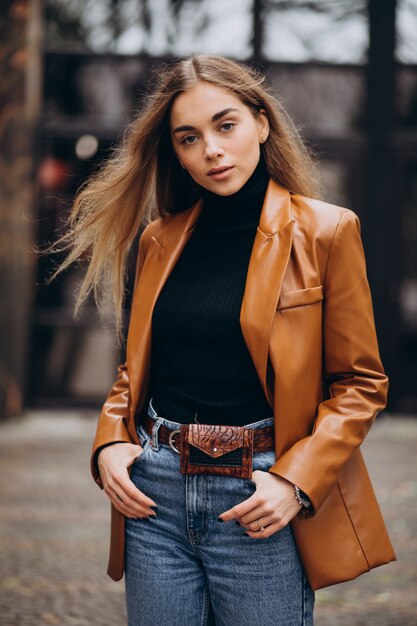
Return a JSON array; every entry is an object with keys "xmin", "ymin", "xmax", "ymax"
[
  {"xmin": 0, "ymin": 1, "xmax": 417, "ymax": 625},
  {"xmin": 1, "ymin": 0, "xmax": 417, "ymax": 416}
]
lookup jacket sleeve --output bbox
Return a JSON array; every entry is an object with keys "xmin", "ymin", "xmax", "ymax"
[
  {"xmin": 90, "ymin": 223, "xmax": 152, "ymax": 488},
  {"xmin": 268, "ymin": 210, "xmax": 389, "ymax": 512}
]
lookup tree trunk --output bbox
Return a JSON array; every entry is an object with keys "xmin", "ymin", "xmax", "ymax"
[{"xmin": 0, "ymin": 0, "xmax": 42, "ymax": 418}]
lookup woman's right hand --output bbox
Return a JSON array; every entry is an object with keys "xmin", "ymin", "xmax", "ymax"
[{"xmin": 97, "ymin": 443, "xmax": 158, "ymax": 519}]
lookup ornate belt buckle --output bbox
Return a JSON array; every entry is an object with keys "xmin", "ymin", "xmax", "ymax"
[{"xmin": 168, "ymin": 429, "xmax": 181, "ymax": 454}]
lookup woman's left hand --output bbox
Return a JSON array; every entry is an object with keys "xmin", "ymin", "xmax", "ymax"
[{"xmin": 218, "ymin": 471, "xmax": 302, "ymax": 538}]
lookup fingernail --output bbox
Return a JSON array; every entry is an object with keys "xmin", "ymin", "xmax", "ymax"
[
  {"xmin": 235, "ymin": 521, "xmax": 241, "ymax": 526},
  {"xmin": 217, "ymin": 516, "xmax": 224, "ymax": 522},
  {"xmin": 149, "ymin": 514, "xmax": 157, "ymax": 520},
  {"xmin": 244, "ymin": 532, "xmax": 250, "ymax": 536},
  {"xmin": 150, "ymin": 505, "xmax": 158, "ymax": 511}
]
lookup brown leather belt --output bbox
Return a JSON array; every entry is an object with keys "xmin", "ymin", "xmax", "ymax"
[{"xmin": 141, "ymin": 414, "xmax": 275, "ymax": 454}]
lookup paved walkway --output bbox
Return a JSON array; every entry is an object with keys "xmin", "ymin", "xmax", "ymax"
[{"xmin": 0, "ymin": 411, "xmax": 416, "ymax": 626}]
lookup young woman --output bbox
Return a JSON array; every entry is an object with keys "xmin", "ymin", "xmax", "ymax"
[{"xmin": 58, "ymin": 55, "xmax": 395, "ymax": 625}]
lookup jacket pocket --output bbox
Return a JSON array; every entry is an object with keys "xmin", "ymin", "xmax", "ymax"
[{"xmin": 277, "ymin": 285, "xmax": 323, "ymax": 311}]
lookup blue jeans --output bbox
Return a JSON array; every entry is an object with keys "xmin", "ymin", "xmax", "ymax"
[{"xmin": 125, "ymin": 399, "xmax": 314, "ymax": 626}]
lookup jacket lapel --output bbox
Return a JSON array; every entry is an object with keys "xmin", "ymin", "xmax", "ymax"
[
  {"xmin": 126, "ymin": 200, "xmax": 203, "ymax": 422},
  {"xmin": 240, "ymin": 180, "xmax": 294, "ymax": 405}
]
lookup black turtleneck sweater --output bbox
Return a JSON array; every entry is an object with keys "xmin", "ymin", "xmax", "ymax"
[{"xmin": 148, "ymin": 159, "xmax": 273, "ymax": 425}]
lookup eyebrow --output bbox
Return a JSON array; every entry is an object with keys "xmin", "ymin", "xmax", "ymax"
[{"xmin": 172, "ymin": 107, "xmax": 240, "ymax": 134}]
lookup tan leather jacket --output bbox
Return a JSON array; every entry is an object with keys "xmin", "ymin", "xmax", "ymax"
[{"xmin": 91, "ymin": 180, "xmax": 396, "ymax": 590}]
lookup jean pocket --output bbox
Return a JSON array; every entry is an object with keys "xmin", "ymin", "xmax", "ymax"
[{"xmin": 134, "ymin": 425, "xmax": 152, "ymax": 464}]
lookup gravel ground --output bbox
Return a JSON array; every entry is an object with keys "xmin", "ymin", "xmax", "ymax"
[{"xmin": 0, "ymin": 411, "xmax": 416, "ymax": 626}]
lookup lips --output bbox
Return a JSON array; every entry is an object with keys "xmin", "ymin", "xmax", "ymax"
[{"xmin": 207, "ymin": 166, "xmax": 234, "ymax": 176}]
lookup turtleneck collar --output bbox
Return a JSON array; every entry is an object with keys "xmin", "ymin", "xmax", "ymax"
[{"xmin": 197, "ymin": 157, "xmax": 270, "ymax": 231}]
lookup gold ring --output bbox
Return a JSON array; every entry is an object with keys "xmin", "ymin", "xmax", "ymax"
[{"xmin": 256, "ymin": 519, "xmax": 264, "ymax": 531}]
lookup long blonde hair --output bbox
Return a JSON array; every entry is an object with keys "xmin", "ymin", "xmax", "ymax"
[{"xmin": 52, "ymin": 54, "xmax": 321, "ymax": 336}]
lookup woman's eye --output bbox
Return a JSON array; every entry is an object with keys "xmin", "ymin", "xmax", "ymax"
[
  {"xmin": 220, "ymin": 122, "xmax": 235, "ymax": 132},
  {"xmin": 182, "ymin": 135, "xmax": 198, "ymax": 145}
]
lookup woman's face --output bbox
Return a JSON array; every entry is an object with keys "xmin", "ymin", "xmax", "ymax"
[{"xmin": 170, "ymin": 81, "xmax": 269, "ymax": 196}]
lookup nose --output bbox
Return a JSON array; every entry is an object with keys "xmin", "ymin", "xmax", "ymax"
[{"xmin": 204, "ymin": 137, "xmax": 224, "ymax": 160}]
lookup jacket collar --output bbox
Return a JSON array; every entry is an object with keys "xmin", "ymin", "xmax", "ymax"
[{"xmin": 154, "ymin": 178, "xmax": 293, "ymax": 246}]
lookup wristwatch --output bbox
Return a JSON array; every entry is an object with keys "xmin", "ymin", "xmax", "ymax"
[{"xmin": 293, "ymin": 485, "xmax": 312, "ymax": 517}]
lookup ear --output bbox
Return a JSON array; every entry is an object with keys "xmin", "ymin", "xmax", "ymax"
[{"xmin": 257, "ymin": 108, "xmax": 270, "ymax": 143}]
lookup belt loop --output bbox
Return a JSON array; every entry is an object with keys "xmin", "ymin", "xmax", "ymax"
[
  {"xmin": 148, "ymin": 397, "xmax": 161, "ymax": 451},
  {"xmin": 151, "ymin": 418, "xmax": 163, "ymax": 451}
]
